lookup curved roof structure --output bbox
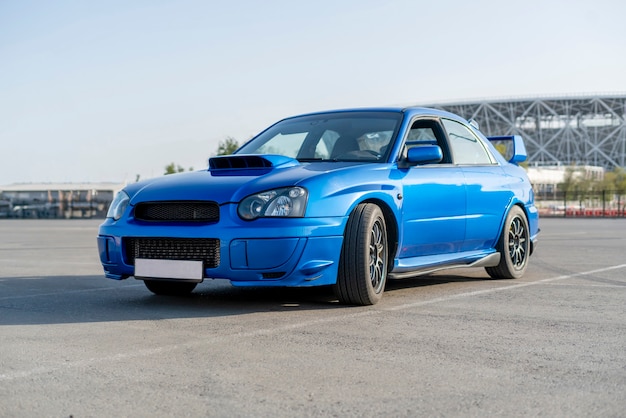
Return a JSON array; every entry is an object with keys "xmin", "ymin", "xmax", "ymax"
[{"xmin": 425, "ymin": 95, "xmax": 626, "ymax": 168}]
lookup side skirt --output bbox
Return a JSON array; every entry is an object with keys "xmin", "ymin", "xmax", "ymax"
[{"xmin": 388, "ymin": 252, "xmax": 501, "ymax": 280}]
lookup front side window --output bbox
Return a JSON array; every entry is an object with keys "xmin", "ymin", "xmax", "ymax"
[
  {"xmin": 237, "ymin": 112, "xmax": 402, "ymax": 162},
  {"xmin": 442, "ymin": 119, "xmax": 494, "ymax": 165},
  {"xmin": 400, "ymin": 118, "xmax": 451, "ymax": 164}
]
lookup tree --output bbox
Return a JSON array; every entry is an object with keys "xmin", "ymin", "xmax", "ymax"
[
  {"xmin": 216, "ymin": 136, "xmax": 239, "ymax": 156},
  {"xmin": 558, "ymin": 167, "xmax": 578, "ymax": 194},
  {"xmin": 164, "ymin": 163, "xmax": 192, "ymax": 175},
  {"xmin": 614, "ymin": 167, "xmax": 626, "ymax": 193}
]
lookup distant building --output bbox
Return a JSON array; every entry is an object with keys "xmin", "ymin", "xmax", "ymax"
[
  {"xmin": 526, "ymin": 164, "xmax": 605, "ymax": 198},
  {"xmin": 0, "ymin": 183, "xmax": 125, "ymax": 219}
]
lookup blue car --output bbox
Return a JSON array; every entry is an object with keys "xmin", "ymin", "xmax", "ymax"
[{"xmin": 98, "ymin": 107, "xmax": 539, "ymax": 305}]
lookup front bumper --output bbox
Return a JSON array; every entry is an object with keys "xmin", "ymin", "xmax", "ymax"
[{"xmin": 97, "ymin": 209, "xmax": 346, "ymax": 288}]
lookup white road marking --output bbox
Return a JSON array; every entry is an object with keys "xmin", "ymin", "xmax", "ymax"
[{"xmin": 384, "ymin": 263, "xmax": 626, "ymax": 312}]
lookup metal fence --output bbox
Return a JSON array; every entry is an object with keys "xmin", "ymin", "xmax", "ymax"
[
  {"xmin": 535, "ymin": 190, "xmax": 626, "ymax": 218},
  {"xmin": 0, "ymin": 190, "xmax": 114, "ymax": 219}
]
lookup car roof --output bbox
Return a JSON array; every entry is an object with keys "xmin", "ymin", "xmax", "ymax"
[{"xmin": 282, "ymin": 106, "xmax": 467, "ymax": 123}]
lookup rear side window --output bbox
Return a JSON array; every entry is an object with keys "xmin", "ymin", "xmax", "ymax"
[{"xmin": 442, "ymin": 119, "xmax": 494, "ymax": 165}]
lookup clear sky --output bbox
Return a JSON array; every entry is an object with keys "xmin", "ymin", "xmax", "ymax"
[{"xmin": 1, "ymin": 0, "xmax": 625, "ymax": 184}]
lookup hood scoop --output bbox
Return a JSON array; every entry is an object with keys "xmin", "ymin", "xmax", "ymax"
[{"xmin": 208, "ymin": 154, "xmax": 299, "ymax": 175}]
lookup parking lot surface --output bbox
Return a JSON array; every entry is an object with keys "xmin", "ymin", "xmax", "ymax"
[{"xmin": 1, "ymin": 218, "xmax": 625, "ymax": 417}]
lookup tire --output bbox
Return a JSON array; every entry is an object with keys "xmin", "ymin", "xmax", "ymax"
[
  {"xmin": 334, "ymin": 203, "xmax": 388, "ymax": 305},
  {"xmin": 144, "ymin": 280, "xmax": 197, "ymax": 296},
  {"xmin": 486, "ymin": 206, "xmax": 530, "ymax": 279}
]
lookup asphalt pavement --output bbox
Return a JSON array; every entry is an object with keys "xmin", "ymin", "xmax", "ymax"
[{"xmin": 0, "ymin": 218, "xmax": 625, "ymax": 417}]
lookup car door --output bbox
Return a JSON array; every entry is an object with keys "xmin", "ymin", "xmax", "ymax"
[
  {"xmin": 441, "ymin": 118, "xmax": 510, "ymax": 251},
  {"xmin": 395, "ymin": 118, "xmax": 467, "ymax": 259}
]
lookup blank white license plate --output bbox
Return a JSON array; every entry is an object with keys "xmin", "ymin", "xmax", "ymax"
[{"xmin": 135, "ymin": 259, "xmax": 203, "ymax": 282}]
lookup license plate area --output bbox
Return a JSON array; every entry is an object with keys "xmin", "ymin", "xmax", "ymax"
[{"xmin": 135, "ymin": 259, "xmax": 203, "ymax": 282}]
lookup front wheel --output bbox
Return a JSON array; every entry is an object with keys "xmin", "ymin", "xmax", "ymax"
[
  {"xmin": 334, "ymin": 203, "xmax": 388, "ymax": 305},
  {"xmin": 486, "ymin": 206, "xmax": 530, "ymax": 279},
  {"xmin": 144, "ymin": 280, "xmax": 197, "ymax": 296}
]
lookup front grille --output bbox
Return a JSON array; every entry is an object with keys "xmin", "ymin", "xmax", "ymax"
[
  {"xmin": 134, "ymin": 202, "xmax": 219, "ymax": 222},
  {"xmin": 124, "ymin": 237, "xmax": 220, "ymax": 268}
]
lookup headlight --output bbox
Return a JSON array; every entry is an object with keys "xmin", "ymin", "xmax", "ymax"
[
  {"xmin": 106, "ymin": 191, "xmax": 130, "ymax": 220},
  {"xmin": 238, "ymin": 187, "xmax": 308, "ymax": 220}
]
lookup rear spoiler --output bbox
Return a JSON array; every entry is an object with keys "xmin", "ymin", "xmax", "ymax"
[{"xmin": 487, "ymin": 135, "xmax": 527, "ymax": 165}]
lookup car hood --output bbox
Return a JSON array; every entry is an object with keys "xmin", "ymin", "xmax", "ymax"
[{"xmin": 126, "ymin": 155, "xmax": 367, "ymax": 205}]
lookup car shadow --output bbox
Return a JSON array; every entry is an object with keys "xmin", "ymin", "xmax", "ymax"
[
  {"xmin": 0, "ymin": 273, "xmax": 489, "ymax": 326},
  {"xmin": 385, "ymin": 268, "xmax": 494, "ymax": 289}
]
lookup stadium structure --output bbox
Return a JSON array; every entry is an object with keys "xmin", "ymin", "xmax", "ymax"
[{"xmin": 425, "ymin": 94, "xmax": 626, "ymax": 169}]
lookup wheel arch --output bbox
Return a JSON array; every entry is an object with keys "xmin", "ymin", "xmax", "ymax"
[
  {"xmin": 495, "ymin": 200, "xmax": 534, "ymax": 256},
  {"xmin": 499, "ymin": 199, "xmax": 535, "ymax": 256},
  {"xmin": 359, "ymin": 197, "xmax": 399, "ymax": 272},
  {"xmin": 514, "ymin": 201, "xmax": 536, "ymax": 257}
]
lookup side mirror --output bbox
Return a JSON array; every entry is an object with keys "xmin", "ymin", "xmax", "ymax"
[{"xmin": 406, "ymin": 145, "xmax": 443, "ymax": 165}]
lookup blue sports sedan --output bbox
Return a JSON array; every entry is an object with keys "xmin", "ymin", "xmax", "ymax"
[{"xmin": 98, "ymin": 107, "xmax": 539, "ymax": 305}]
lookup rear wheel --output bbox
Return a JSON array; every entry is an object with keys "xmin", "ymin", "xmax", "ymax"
[
  {"xmin": 143, "ymin": 280, "xmax": 197, "ymax": 296},
  {"xmin": 334, "ymin": 203, "xmax": 388, "ymax": 305},
  {"xmin": 486, "ymin": 206, "xmax": 530, "ymax": 279}
]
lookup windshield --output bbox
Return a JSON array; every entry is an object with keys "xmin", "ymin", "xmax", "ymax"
[{"xmin": 236, "ymin": 111, "xmax": 402, "ymax": 162}]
